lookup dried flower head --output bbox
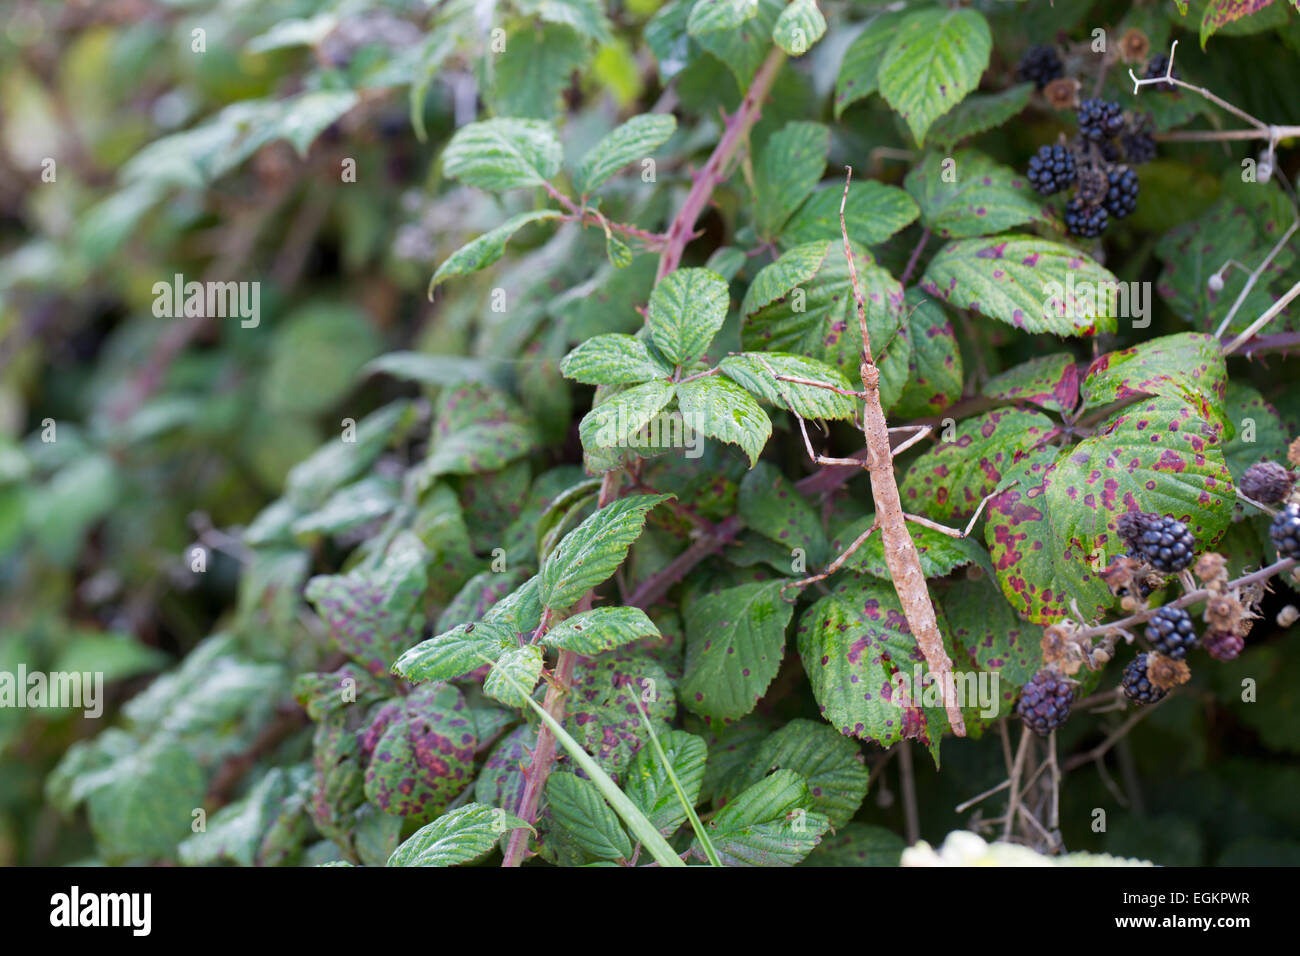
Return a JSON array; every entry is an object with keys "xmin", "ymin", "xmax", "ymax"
[
  {"xmin": 1194, "ymin": 552, "xmax": 1229, "ymax": 591},
  {"xmin": 1119, "ymin": 28, "xmax": 1151, "ymax": 64},
  {"xmin": 1147, "ymin": 652, "xmax": 1191, "ymax": 691},
  {"xmin": 1289, "ymin": 436, "xmax": 1300, "ymax": 469},
  {"xmin": 1044, "ymin": 77, "xmax": 1080, "ymax": 110}
]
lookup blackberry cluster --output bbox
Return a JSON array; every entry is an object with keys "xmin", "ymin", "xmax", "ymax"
[
  {"xmin": 1016, "ymin": 45, "xmax": 1064, "ymax": 89},
  {"xmin": 1016, "ymin": 670, "xmax": 1075, "ymax": 736},
  {"xmin": 1121, "ymin": 653, "xmax": 1167, "ymax": 704},
  {"xmin": 1121, "ymin": 131, "xmax": 1157, "ymax": 165},
  {"xmin": 1241, "ymin": 461, "xmax": 1293, "ymax": 504},
  {"xmin": 1270, "ymin": 503, "xmax": 1300, "ymax": 560},
  {"xmin": 1078, "ymin": 98, "xmax": 1125, "ymax": 141},
  {"xmin": 1204, "ymin": 630, "xmax": 1245, "ymax": 662},
  {"xmin": 1026, "ymin": 144, "xmax": 1077, "ymax": 195},
  {"xmin": 1118, "ymin": 512, "xmax": 1197, "ymax": 573},
  {"xmin": 1146, "ymin": 605, "xmax": 1199, "ymax": 659},
  {"xmin": 1104, "ymin": 167, "xmax": 1140, "ymax": 219},
  {"xmin": 1065, "ymin": 197, "xmax": 1108, "ymax": 238},
  {"xmin": 1144, "ymin": 53, "xmax": 1179, "ymax": 92}
]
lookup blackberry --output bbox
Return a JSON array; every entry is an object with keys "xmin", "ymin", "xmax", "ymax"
[
  {"xmin": 1204, "ymin": 630, "xmax": 1245, "ymax": 662},
  {"xmin": 1026, "ymin": 144, "xmax": 1077, "ymax": 196},
  {"xmin": 1077, "ymin": 98, "xmax": 1125, "ymax": 142},
  {"xmin": 1118, "ymin": 512, "xmax": 1196, "ymax": 573},
  {"xmin": 1103, "ymin": 167, "xmax": 1139, "ymax": 219},
  {"xmin": 1241, "ymin": 461, "xmax": 1293, "ymax": 504},
  {"xmin": 1016, "ymin": 670, "xmax": 1074, "ymax": 736},
  {"xmin": 1016, "ymin": 45, "xmax": 1064, "ymax": 90},
  {"xmin": 1121, "ymin": 653, "xmax": 1167, "ymax": 704},
  {"xmin": 1146, "ymin": 605, "xmax": 1198, "ymax": 659},
  {"xmin": 1064, "ymin": 197, "xmax": 1108, "ymax": 238},
  {"xmin": 1269, "ymin": 502, "xmax": 1300, "ymax": 560},
  {"xmin": 1144, "ymin": 54, "xmax": 1179, "ymax": 92},
  {"xmin": 1122, "ymin": 130, "xmax": 1157, "ymax": 164}
]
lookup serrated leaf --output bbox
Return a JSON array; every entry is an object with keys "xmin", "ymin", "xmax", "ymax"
[
  {"xmin": 688, "ymin": 0, "xmax": 760, "ymax": 35},
  {"xmin": 561, "ymin": 334, "xmax": 671, "ymax": 385},
  {"xmin": 1201, "ymin": 0, "xmax": 1280, "ymax": 48},
  {"xmin": 542, "ymin": 606, "xmax": 661, "ymax": 654},
  {"xmin": 540, "ymin": 494, "xmax": 672, "ymax": 610},
  {"xmin": 738, "ymin": 462, "xmax": 827, "ymax": 566},
  {"xmin": 1081, "ymin": 332, "xmax": 1227, "ymax": 421},
  {"xmin": 782, "ymin": 182, "xmax": 920, "ymax": 248},
  {"xmin": 519, "ymin": 0, "xmax": 613, "ymax": 42},
  {"xmin": 690, "ymin": 0, "xmax": 783, "ymax": 86},
  {"xmin": 696, "ymin": 768, "xmax": 829, "ymax": 866},
  {"xmin": 1221, "ymin": 382, "xmax": 1290, "ymax": 487},
  {"xmin": 892, "ymin": 288, "xmax": 964, "ymax": 419},
  {"xmin": 878, "ymin": 7, "xmax": 992, "ymax": 146},
  {"xmin": 574, "ymin": 114, "xmax": 677, "ymax": 194},
  {"xmin": 623, "ymin": 730, "xmax": 708, "ymax": 836},
  {"xmin": 563, "ymin": 652, "xmax": 677, "ymax": 780},
  {"xmin": 945, "ymin": 576, "xmax": 1041, "ymax": 708},
  {"xmin": 489, "ymin": 23, "xmax": 587, "ymax": 120},
  {"xmin": 442, "ymin": 118, "xmax": 563, "ymax": 191},
  {"xmin": 484, "ymin": 644, "xmax": 545, "ymax": 708},
  {"xmin": 420, "ymin": 421, "xmax": 540, "ymax": 479},
  {"xmin": 921, "ymin": 235, "xmax": 1121, "ymax": 336},
  {"xmin": 927, "ymin": 82, "xmax": 1034, "ymax": 149},
  {"xmin": 834, "ymin": 9, "xmax": 909, "ymax": 117},
  {"xmin": 755, "ymin": 122, "xmax": 829, "ymax": 239},
  {"xmin": 830, "ymin": 513, "xmax": 994, "ymax": 581},
  {"xmin": 285, "ymin": 401, "xmax": 414, "ymax": 509},
  {"xmin": 772, "ymin": 0, "xmax": 826, "ymax": 56},
  {"xmin": 804, "ymin": 822, "xmax": 905, "ymax": 866},
  {"xmin": 388, "ymin": 803, "xmax": 532, "ymax": 866},
  {"xmin": 578, "ymin": 380, "xmax": 677, "ymax": 452},
  {"xmin": 364, "ymin": 351, "xmax": 500, "ymax": 387},
  {"xmin": 429, "ymin": 210, "xmax": 561, "ymax": 292},
  {"xmin": 737, "ymin": 719, "xmax": 868, "ymax": 827},
  {"xmin": 983, "ymin": 353, "xmax": 1080, "ymax": 414},
  {"xmin": 905, "ymin": 150, "xmax": 1055, "ymax": 239},
  {"xmin": 648, "ymin": 267, "xmax": 731, "ymax": 366},
  {"xmin": 546, "ymin": 772, "xmax": 634, "ymax": 861},
  {"xmin": 682, "ymin": 580, "xmax": 793, "ymax": 719},
  {"xmin": 675, "ymin": 376, "xmax": 772, "ymax": 467},
  {"xmin": 719, "ymin": 353, "xmax": 857, "ymax": 422}
]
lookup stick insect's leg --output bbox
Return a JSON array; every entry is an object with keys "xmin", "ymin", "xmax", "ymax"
[
  {"xmin": 889, "ymin": 424, "xmax": 932, "ymax": 458},
  {"xmin": 782, "ymin": 521, "xmax": 880, "ymax": 598},
  {"xmin": 753, "ymin": 354, "xmax": 871, "ymax": 469},
  {"xmin": 903, "ymin": 484, "xmax": 1009, "ymax": 539}
]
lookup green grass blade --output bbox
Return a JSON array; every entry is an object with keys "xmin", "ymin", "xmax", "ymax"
[{"xmin": 633, "ymin": 697, "xmax": 721, "ymax": 867}]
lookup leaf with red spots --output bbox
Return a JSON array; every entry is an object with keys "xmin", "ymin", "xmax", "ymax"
[
  {"xmin": 1082, "ymin": 332, "xmax": 1227, "ymax": 421},
  {"xmin": 561, "ymin": 652, "xmax": 675, "ymax": 781},
  {"xmin": 982, "ymin": 352, "xmax": 1080, "ymax": 414},
  {"xmin": 893, "ymin": 288, "xmax": 964, "ymax": 418},
  {"xmin": 1046, "ymin": 395, "xmax": 1235, "ymax": 582},
  {"xmin": 738, "ymin": 462, "xmax": 828, "ymax": 568},
  {"xmin": 363, "ymin": 683, "xmax": 477, "ymax": 823},
  {"xmin": 900, "ymin": 408, "xmax": 1059, "ymax": 522},
  {"xmin": 730, "ymin": 718, "xmax": 869, "ymax": 827},
  {"xmin": 1201, "ymin": 0, "xmax": 1285, "ymax": 48},
  {"xmin": 944, "ymin": 576, "xmax": 1042, "ymax": 727},
  {"xmin": 921, "ymin": 235, "xmax": 1120, "ymax": 336},
  {"xmin": 682, "ymin": 580, "xmax": 795, "ymax": 720},
  {"xmin": 1221, "ymin": 382, "xmax": 1290, "ymax": 492},
  {"xmin": 905, "ymin": 150, "xmax": 1058, "ymax": 239}
]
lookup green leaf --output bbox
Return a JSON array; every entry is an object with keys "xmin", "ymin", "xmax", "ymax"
[
  {"xmin": 688, "ymin": 0, "xmax": 760, "ymax": 35},
  {"xmin": 540, "ymin": 494, "xmax": 672, "ymax": 610},
  {"xmin": 675, "ymin": 376, "xmax": 773, "ymax": 467},
  {"xmin": 738, "ymin": 462, "xmax": 828, "ymax": 566},
  {"xmin": 921, "ymin": 234, "xmax": 1121, "ymax": 336},
  {"xmin": 834, "ymin": 9, "xmax": 909, "ymax": 117},
  {"xmin": 518, "ymin": 0, "xmax": 613, "ymax": 43},
  {"xmin": 803, "ymin": 822, "xmax": 905, "ymax": 866},
  {"xmin": 754, "ymin": 122, "xmax": 829, "ymax": 238},
  {"xmin": 982, "ymin": 353, "xmax": 1081, "ymax": 414},
  {"xmin": 560, "ymin": 334, "xmax": 671, "ymax": 386},
  {"xmin": 905, "ymin": 150, "xmax": 1055, "ymax": 239},
  {"xmin": 782, "ymin": 182, "xmax": 920, "ymax": 248},
  {"xmin": 284, "ymin": 401, "xmax": 415, "ymax": 509},
  {"xmin": 429, "ymin": 209, "xmax": 561, "ymax": 292},
  {"xmin": 772, "ymin": 0, "xmax": 826, "ymax": 56},
  {"xmin": 945, "ymin": 576, "xmax": 1041, "ymax": 701},
  {"xmin": 648, "ymin": 267, "xmax": 731, "ymax": 366},
  {"xmin": 1221, "ymin": 383, "xmax": 1290, "ymax": 487},
  {"xmin": 388, "ymin": 803, "xmax": 533, "ymax": 866},
  {"xmin": 689, "ymin": 0, "xmax": 783, "ymax": 86},
  {"xmin": 489, "ymin": 23, "xmax": 587, "ymax": 120},
  {"xmin": 547, "ymin": 772, "xmax": 635, "ymax": 861},
  {"xmin": 719, "ymin": 353, "xmax": 857, "ymax": 422},
  {"xmin": 891, "ymin": 288, "xmax": 964, "ymax": 419},
  {"xmin": 682, "ymin": 580, "xmax": 793, "ymax": 719},
  {"xmin": 578, "ymin": 380, "xmax": 677, "ymax": 452},
  {"xmin": 441, "ymin": 118, "xmax": 563, "ymax": 191},
  {"xmin": 420, "ymin": 421, "xmax": 540, "ymax": 480},
  {"xmin": 830, "ymin": 513, "xmax": 994, "ymax": 581},
  {"xmin": 364, "ymin": 351, "xmax": 500, "ymax": 387},
  {"xmin": 695, "ymin": 768, "xmax": 829, "ymax": 866},
  {"xmin": 179, "ymin": 769, "xmax": 292, "ymax": 867},
  {"xmin": 1081, "ymin": 332, "xmax": 1227, "ymax": 421},
  {"xmin": 900, "ymin": 408, "xmax": 1059, "ymax": 522},
  {"xmin": 484, "ymin": 644, "xmax": 545, "ymax": 708},
  {"xmin": 735, "ymin": 719, "xmax": 869, "ymax": 827},
  {"xmin": 623, "ymin": 730, "xmax": 708, "ymax": 836},
  {"xmin": 542, "ymin": 606, "xmax": 661, "ymax": 654},
  {"xmin": 574, "ymin": 113, "xmax": 677, "ymax": 194},
  {"xmin": 926, "ymin": 83, "xmax": 1034, "ymax": 150},
  {"xmin": 878, "ymin": 7, "xmax": 992, "ymax": 146}
]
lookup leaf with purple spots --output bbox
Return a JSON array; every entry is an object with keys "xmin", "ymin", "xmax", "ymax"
[
  {"xmin": 781, "ymin": 180, "xmax": 920, "ymax": 248},
  {"xmin": 363, "ymin": 683, "xmax": 477, "ymax": 823},
  {"xmin": 561, "ymin": 652, "xmax": 675, "ymax": 781},
  {"xmin": 474, "ymin": 723, "xmax": 534, "ymax": 816},
  {"xmin": 900, "ymin": 407, "xmax": 1059, "ymax": 522},
  {"xmin": 1201, "ymin": 0, "xmax": 1286, "ymax": 49},
  {"xmin": 732, "ymin": 718, "xmax": 869, "ymax": 827},
  {"xmin": 738, "ymin": 462, "xmax": 828, "ymax": 567},
  {"xmin": 892, "ymin": 288, "xmax": 964, "ymax": 419},
  {"xmin": 682, "ymin": 580, "xmax": 795, "ymax": 720},
  {"xmin": 982, "ymin": 352, "xmax": 1080, "ymax": 414},
  {"xmin": 921, "ymin": 235, "xmax": 1120, "ymax": 336},
  {"xmin": 801, "ymin": 822, "xmax": 904, "ymax": 866},
  {"xmin": 1221, "ymin": 382, "xmax": 1290, "ymax": 492},
  {"xmin": 719, "ymin": 352, "xmax": 858, "ymax": 421},
  {"xmin": 1082, "ymin": 332, "xmax": 1227, "ymax": 421},
  {"xmin": 691, "ymin": 768, "xmax": 830, "ymax": 866},
  {"xmin": 293, "ymin": 663, "xmax": 388, "ymax": 721},
  {"xmin": 437, "ymin": 566, "xmax": 533, "ymax": 633},
  {"xmin": 905, "ymin": 150, "xmax": 1057, "ymax": 239},
  {"xmin": 943, "ymin": 576, "xmax": 1042, "ymax": 727}
]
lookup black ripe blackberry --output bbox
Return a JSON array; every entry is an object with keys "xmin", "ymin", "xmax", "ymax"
[
  {"xmin": 1026, "ymin": 144, "xmax": 1077, "ymax": 196},
  {"xmin": 1016, "ymin": 670, "xmax": 1074, "ymax": 736},
  {"xmin": 1122, "ymin": 653, "xmax": 1167, "ymax": 704},
  {"xmin": 1122, "ymin": 130, "xmax": 1157, "ymax": 165},
  {"xmin": 1104, "ymin": 167, "xmax": 1139, "ymax": 219},
  {"xmin": 1241, "ymin": 461, "xmax": 1293, "ymax": 504},
  {"xmin": 1118, "ymin": 511, "xmax": 1196, "ymax": 573},
  {"xmin": 1144, "ymin": 54, "xmax": 1180, "ymax": 92},
  {"xmin": 1269, "ymin": 502, "xmax": 1300, "ymax": 560},
  {"xmin": 1146, "ymin": 605, "xmax": 1198, "ymax": 659},
  {"xmin": 1204, "ymin": 630, "xmax": 1245, "ymax": 662},
  {"xmin": 1077, "ymin": 98, "xmax": 1125, "ymax": 142},
  {"xmin": 1065, "ymin": 197, "xmax": 1108, "ymax": 238},
  {"xmin": 1016, "ymin": 45, "xmax": 1064, "ymax": 90}
]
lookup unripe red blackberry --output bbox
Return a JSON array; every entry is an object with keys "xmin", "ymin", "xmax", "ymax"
[
  {"xmin": 1240, "ymin": 461, "xmax": 1293, "ymax": 504},
  {"xmin": 1270, "ymin": 503, "xmax": 1300, "ymax": 561},
  {"xmin": 1203, "ymin": 630, "xmax": 1245, "ymax": 662},
  {"xmin": 1121, "ymin": 653, "xmax": 1166, "ymax": 704},
  {"xmin": 1145, "ymin": 605, "xmax": 1198, "ymax": 659},
  {"xmin": 1016, "ymin": 669, "xmax": 1075, "ymax": 736}
]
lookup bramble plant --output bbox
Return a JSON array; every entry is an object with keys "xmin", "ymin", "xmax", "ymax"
[{"xmin": 5, "ymin": 0, "xmax": 1300, "ymax": 869}]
